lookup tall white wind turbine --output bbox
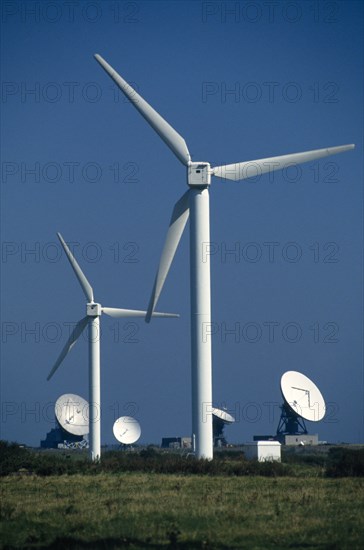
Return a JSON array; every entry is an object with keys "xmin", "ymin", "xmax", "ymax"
[
  {"xmin": 95, "ymin": 54, "xmax": 355, "ymax": 459},
  {"xmin": 47, "ymin": 232, "xmax": 178, "ymax": 461}
]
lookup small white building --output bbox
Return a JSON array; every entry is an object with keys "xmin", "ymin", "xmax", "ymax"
[
  {"xmin": 283, "ymin": 434, "xmax": 318, "ymax": 446},
  {"xmin": 242, "ymin": 441, "xmax": 281, "ymax": 462}
]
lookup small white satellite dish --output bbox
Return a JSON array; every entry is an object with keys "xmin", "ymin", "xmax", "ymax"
[
  {"xmin": 212, "ymin": 408, "xmax": 235, "ymax": 424},
  {"xmin": 113, "ymin": 416, "xmax": 141, "ymax": 444},
  {"xmin": 281, "ymin": 371, "xmax": 326, "ymax": 422},
  {"xmin": 55, "ymin": 393, "xmax": 89, "ymax": 436}
]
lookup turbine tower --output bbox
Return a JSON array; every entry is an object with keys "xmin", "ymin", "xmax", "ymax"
[
  {"xmin": 47, "ymin": 232, "xmax": 178, "ymax": 461},
  {"xmin": 95, "ymin": 54, "xmax": 355, "ymax": 459}
]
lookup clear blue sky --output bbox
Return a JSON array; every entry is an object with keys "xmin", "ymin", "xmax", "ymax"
[{"xmin": 1, "ymin": 0, "xmax": 363, "ymax": 446}]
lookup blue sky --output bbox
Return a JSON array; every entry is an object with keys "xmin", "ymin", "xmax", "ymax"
[{"xmin": 1, "ymin": 0, "xmax": 363, "ymax": 447}]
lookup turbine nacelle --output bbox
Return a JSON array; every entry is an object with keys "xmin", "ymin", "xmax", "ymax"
[
  {"xmin": 87, "ymin": 303, "xmax": 101, "ymax": 317},
  {"xmin": 187, "ymin": 162, "xmax": 211, "ymax": 187}
]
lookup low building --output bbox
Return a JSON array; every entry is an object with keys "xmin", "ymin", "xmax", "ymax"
[
  {"xmin": 242, "ymin": 441, "xmax": 281, "ymax": 462},
  {"xmin": 279, "ymin": 434, "xmax": 319, "ymax": 446},
  {"xmin": 161, "ymin": 437, "xmax": 192, "ymax": 449}
]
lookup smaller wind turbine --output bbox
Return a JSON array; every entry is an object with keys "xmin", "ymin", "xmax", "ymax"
[{"xmin": 47, "ymin": 232, "xmax": 178, "ymax": 461}]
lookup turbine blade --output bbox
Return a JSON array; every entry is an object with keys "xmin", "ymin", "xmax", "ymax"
[
  {"xmin": 57, "ymin": 233, "xmax": 94, "ymax": 302},
  {"xmin": 47, "ymin": 317, "xmax": 88, "ymax": 381},
  {"xmin": 146, "ymin": 191, "xmax": 190, "ymax": 323},
  {"xmin": 212, "ymin": 144, "xmax": 355, "ymax": 181},
  {"xmin": 103, "ymin": 307, "xmax": 179, "ymax": 318},
  {"xmin": 94, "ymin": 54, "xmax": 191, "ymax": 166}
]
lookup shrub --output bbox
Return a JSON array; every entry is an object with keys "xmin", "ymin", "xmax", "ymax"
[
  {"xmin": 282, "ymin": 451, "xmax": 328, "ymax": 467},
  {"xmin": 3, "ymin": 441, "xmax": 362, "ymax": 478},
  {"xmin": 0, "ymin": 441, "xmax": 34, "ymax": 476},
  {"xmin": 326, "ymin": 447, "xmax": 364, "ymax": 477}
]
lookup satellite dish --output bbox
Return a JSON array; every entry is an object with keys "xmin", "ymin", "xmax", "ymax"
[
  {"xmin": 281, "ymin": 371, "xmax": 326, "ymax": 422},
  {"xmin": 212, "ymin": 407, "xmax": 235, "ymax": 447},
  {"xmin": 113, "ymin": 416, "xmax": 141, "ymax": 444},
  {"xmin": 212, "ymin": 408, "xmax": 235, "ymax": 424},
  {"xmin": 55, "ymin": 393, "xmax": 89, "ymax": 436}
]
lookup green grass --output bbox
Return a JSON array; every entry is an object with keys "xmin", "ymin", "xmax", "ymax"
[
  {"xmin": 1, "ymin": 443, "xmax": 363, "ymax": 548},
  {"xmin": 1, "ymin": 473, "xmax": 363, "ymax": 549}
]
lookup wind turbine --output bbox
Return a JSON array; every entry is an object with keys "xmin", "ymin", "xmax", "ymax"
[
  {"xmin": 94, "ymin": 54, "xmax": 355, "ymax": 459},
  {"xmin": 47, "ymin": 232, "xmax": 178, "ymax": 461}
]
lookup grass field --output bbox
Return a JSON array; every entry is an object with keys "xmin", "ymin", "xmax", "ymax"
[{"xmin": 1, "ymin": 472, "xmax": 364, "ymax": 549}]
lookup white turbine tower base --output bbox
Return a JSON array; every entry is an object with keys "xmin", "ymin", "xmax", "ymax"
[
  {"xmin": 47, "ymin": 233, "xmax": 178, "ymax": 461},
  {"xmin": 88, "ymin": 312, "xmax": 100, "ymax": 461},
  {"xmin": 95, "ymin": 53, "xmax": 355, "ymax": 460},
  {"xmin": 190, "ymin": 188, "xmax": 213, "ymax": 458}
]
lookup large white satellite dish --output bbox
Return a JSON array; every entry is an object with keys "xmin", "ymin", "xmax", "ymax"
[
  {"xmin": 281, "ymin": 371, "xmax": 326, "ymax": 422},
  {"xmin": 55, "ymin": 393, "xmax": 89, "ymax": 436},
  {"xmin": 113, "ymin": 416, "xmax": 141, "ymax": 444},
  {"xmin": 212, "ymin": 407, "xmax": 235, "ymax": 447},
  {"xmin": 212, "ymin": 408, "xmax": 235, "ymax": 424}
]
